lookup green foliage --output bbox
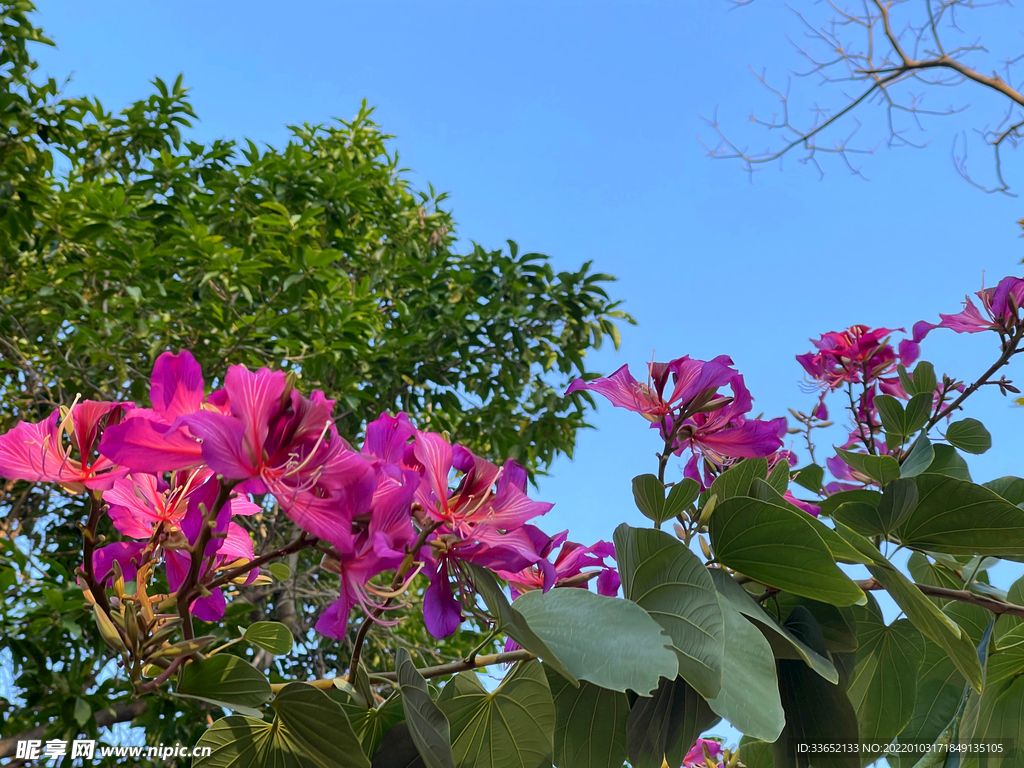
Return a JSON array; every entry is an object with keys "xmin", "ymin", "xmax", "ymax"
[
  {"xmin": 0, "ymin": 0, "xmax": 631, "ymax": 753},
  {"xmin": 614, "ymin": 524, "xmax": 724, "ymax": 699},
  {"xmin": 437, "ymin": 663, "xmax": 555, "ymax": 768},
  {"xmin": 708, "ymin": 496, "xmax": 865, "ymax": 606},
  {"xmin": 544, "ymin": 668, "xmax": 629, "ymax": 768},
  {"xmin": 512, "ymin": 587, "xmax": 678, "ymax": 695},
  {"xmin": 193, "ymin": 683, "xmax": 369, "ymax": 768}
]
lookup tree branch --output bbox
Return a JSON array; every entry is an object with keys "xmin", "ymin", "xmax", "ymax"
[
  {"xmin": 0, "ymin": 701, "xmax": 147, "ymax": 758},
  {"xmin": 856, "ymin": 578, "xmax": 1024, "ymax": 619}
]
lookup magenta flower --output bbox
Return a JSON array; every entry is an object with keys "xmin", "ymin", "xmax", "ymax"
[
  {"xmin": 665, "ymin": 375, "xmax": 784, "ymax": 488},
  {"xmin": 797, "ymin": 325, "xmax": 919, "ymax": 419},
  {"xmin": 107, "ymin": 362, "xmax": 377, "ymax": 554},
  {"xmin": 99, "ymin": 350, "xmax": 218, "ymax": 472},
  {"xmin": 0, "ymin": 400, "xmax": 131, "ymax": 493},
  {"xmin": 684, "ymin": 738, "xmax": 724, "ymax": 768},
  {"xmin": 411, "ymin": 433, "xmax": 554, "ymax": 637},
  {"xmin": 913, "ymin": 276, "xmax": 1024, "ymax": 342},
  {"xmin": 315, "ymin": 466, "xmax": 418, "ymax": 638},
  {"xmin": 566, "ymin": 355, "xmax": 737, "ymax": 423},
  {"xmin": 496, "ymin": 536, "xmax": 620, "ymax": 597},
  {"xmin": 91, "ymin": 473, "xmax": 258, "ymax": 620}
]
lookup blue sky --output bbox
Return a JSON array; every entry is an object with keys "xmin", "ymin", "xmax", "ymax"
[{"xmin": 29, "ymin": 0, "xmax": 1024, "ymax": 740}]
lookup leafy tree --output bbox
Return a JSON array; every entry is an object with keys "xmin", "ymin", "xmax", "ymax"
[{"xmin": 0, "ymin": 0, "xmax": 631, "ymax": 758}]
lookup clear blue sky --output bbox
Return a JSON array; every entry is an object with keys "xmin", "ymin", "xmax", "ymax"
[{"xmin": 30, "ymin": 0, "xmax": 1024, "ymax": 743}]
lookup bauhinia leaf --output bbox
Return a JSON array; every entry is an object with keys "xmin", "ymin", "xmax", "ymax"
[
  {"xmin": 614, "ymin": 524, "xmax": 724, "ymax": 698},
  {"xmin": 513, "ymin": 587, "xmax": 678, "ymax": 695},
  {"xmin": 395, "ymin": 648, "xmax": 455, "ymax": 768}
]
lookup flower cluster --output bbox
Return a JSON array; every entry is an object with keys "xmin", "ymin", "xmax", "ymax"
[
  {"xmin": 0, "ymin": 351, "xmax": 616, "ymax": 639},
  {"xmin": 567, "ymin": 355, "xmax": 785, "ymax": 488}
]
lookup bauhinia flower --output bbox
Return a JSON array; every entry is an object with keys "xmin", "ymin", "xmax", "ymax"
[
  {"xmin": 104, "ymin": 360, "xmax": 377, "ymax": 554},
  {"xmin": 797, "ymin": 325, "xmax": 919, "ymax": 419},
  {"xmin": 913, "ymin": 275, "xmax": 1024, "ymax": 342},
  {"xmin": 0, "ymin": 400, "xmax": 131, "ymax": 492},
  {"xmin": 565, "ymin": 355, "xmax": 738, "ymax": 423},
  {"xmin": 412, "ymin": 432, "xmax": 554, "ymax": 638},
  {"xmin": 684, "ymin": 738, "xmax": 724, "ymax": 768},
  {"xmin": 496, "ymin": 536, "xmax": 620, "ymax": 598},
  {"xmin": 92, "ymin": 472, "xmax": 258, "ymax": 621},
  {"xmin": 99, "ymin": 350, "xmax": 223, "ymax": 472},
  {"xmin": 664, "ymin": 375, "xmax": 785, "ymax": 488}
]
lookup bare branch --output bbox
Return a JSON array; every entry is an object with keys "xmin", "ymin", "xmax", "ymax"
[{"xmin": 707, "ymin": 0, "xmax": 1024, "ymax": 193}]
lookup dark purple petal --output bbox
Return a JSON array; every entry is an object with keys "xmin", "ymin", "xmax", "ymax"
[{"xmin": 423, "ymin": 560, "xmax": 462, "ymax": 639}]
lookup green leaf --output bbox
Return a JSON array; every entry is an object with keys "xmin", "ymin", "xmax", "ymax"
[
  {"xmin": 176, "ymin": 654, "xmax": 272, "ymax": 714},
  {"xmin": 899, "ymin": 361, "xmax": 937, "ymax": 397},
  {"xmin": 330, "ymin": 691, "xmax": 405, "ymax": 758},
  {"xmin": 194, "ymin": 683, "xmax": 369, "ymax": 768},
  {"xmin": 925, "ymin": 444, "xmax": 972, "ymax": 481},
  {"xmin": 863, "ymin": 558, "xmax": 984, "ymax": 693},
  {"xmin": 766, "ymin": 592, "xmax": 859, "ymax": 654},
  {"xmin": 819, "ymin": 489, "xmax": 882, "ymax": 518},
  {"xmin": 706, "ymin": 457, "xmax": 768, "ymax": 502},
  {"xmin": 708, "ymin": 496, "xmax": 865, "ymax": 606},
  {"xmin": 613, "ymin": 524, "xmax": 724, "ymax": 698},
  {"xmin": 834, "ymin": 447, "xmax": 901, "ymax": 486},
  {"xmin": 737, "ymin": 737, "xmax": 775, "ymax": 768},
  {"xmin": 995, "ymin": 575, "xmax": 1024, "ymax": 643},
  {"xmin": 986, "ymin": 625, "xmax": 1024, "ymax": 686},
  {"xmin": 243, "ymin": 621, "xmax": 294, "ymax": 655},
  {"xmin": 983, "ymin": 476, "xmax": 1024, "ymax": 506},
  {"xmin": 876, "ymin": 393, "xmax": 931, "ymax": 442},
  {"xmin": 707, "ymin": 601, "xmax": 784, "ymax": 741},
  {"xmin": 945, "ymin": 418, "xmax": 992, "ymax": 455},
  {"xmin": 632, "ymin": 474, "xmax": 666, "ymax": 525},
  {"xmin": 709, "ymin": 569, "xmax": 838, "ymax": 683},
  {"xmin": 900, "ymin": 433, "xmax": 935, "ymax": 478},
  {"xmin": 907, "ymin": 552, "xmax": 964, "ymax": 593},
  {"xmin": 625, "ymin": 675, "xmax": 718, "ymax": 768},
  {"xmin": 888, "ymin": 641, "xmax": 965, "ymax": 768},
  {"xmin": 73, "ymin": 697, "xmax": 91, "ymax": 727},
  {"xmin": 544, "ymin": 666, "xmax": 628, "ymax": 768},
  {"xmin": 767, "ymin": 460, "xmax": 790, "ymax": 495},
  {"xmin": 463, "ymin": 563, "xmax": 576, "ymax": 685},
  {"xmin": 897, "ymin": 473, "xmax": 1024, "ymax": 558},
  {"xmin": 773, "ymin": 607, "xmax": 860, "ymax": 768},
  {"xmin": 833, "ymin": 478, "xmax": 918, "ymax": 538},
  {"xmin": 513, "ymin": 587, "xmax": 678, "ymax": 695},
  {"xmin": 664, "ymin": 479, "xmax": 700, "ymax": 520},
  {"xmin": 793, "ymin": 463, "xmax": 824, "ymax": 493},
  {"xmin": 847, "ymin": 595, "xmax": 926, "ymax": 744},
  {"xmin": 268, "ymin": 562, "xmax": 292, "ymax": 581},
  {"xmin": 437, "ymin": 661, "xmax": 554, "ymax": 768},
  {"xmin": 395, "ymin": 648, "xmax": 455, "ymax": 768}
]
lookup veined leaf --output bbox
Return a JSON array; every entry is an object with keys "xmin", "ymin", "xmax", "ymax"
[
  {"xmin": 437, "ymin": 662, "xmax": 554, "ymax": 768},
  {"xmin": 513, "ymin": 587, "xmax": 677, "ymax": 695},
  {"xmin": 544, "ymin": 666, "xmax": 628, "ymax": 768},
  {"xmin": 708, "ymin": 496, "xmax": 864, "ymax": 606},
  {"xmin": 614, "ymin": 524, "xmax": 724, "ymax": 698}
]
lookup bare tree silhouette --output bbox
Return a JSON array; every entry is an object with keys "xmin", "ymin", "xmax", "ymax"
[{"xmin": 702, "ymin": 1, "xmax": 1024, "ymax": 194}]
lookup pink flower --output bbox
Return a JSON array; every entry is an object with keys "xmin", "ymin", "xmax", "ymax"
[
  {"xmin": 314, "ymin": 456, "xmax": 419, "ymax": 638},
  {"xmin": 566, "ymin": 355, "xmax": 737, "ymax": 423},
  {"xmin": 0, "ymin": 400, "xmax": 132, "ymax": 493},
  {"xmin": 684, "ymin": 738, "xmax": 724, "ymax": 768},
  {"xmin": 496, "ymin": 537, "xmax": 620, "ymax": 597},
  {"xmin": 797, "ymin": 326, "xmax": 918, "ymax": 420},
  {"xmin": 99, "ymin": 350, "xmax": 218, "ymax": 472},
  {"xmin": 412, "ymin": 433, "xmax": 555, "ymax": 638},
  {"xmin": 913, "ymin": 276, "xmax": 1024, "ymax": 342}
]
